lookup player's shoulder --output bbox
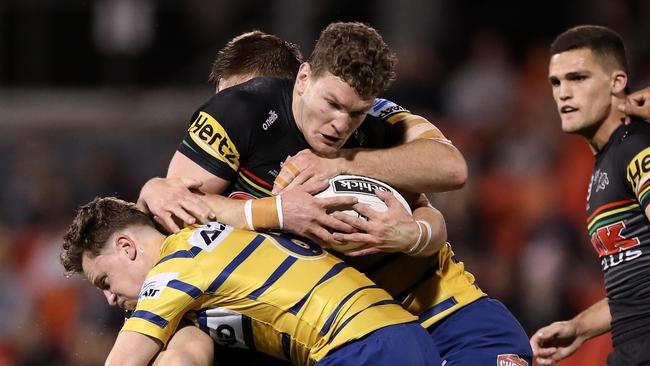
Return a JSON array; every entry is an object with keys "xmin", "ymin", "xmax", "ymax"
[
  {"xmin": 366, "ymin": 97, "xmax": 411, "ymax": 121},
  {"xmin": 624, "ymin": 118, "xmax": 650, "ymax": 140},
  {"xmin": 201, "ymin": 77, "xmax": 292, "ymax": 118},
  {"xmin": 607, "ymin": 120, "xmax": 650, "ymax": 178},
  {"xmin": 615, "ymin": 119, "xmax": 650, "ymax": 155}
]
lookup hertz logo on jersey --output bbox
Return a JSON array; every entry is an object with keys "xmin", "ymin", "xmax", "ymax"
[
  {"xmin": 626, "ymin": 147, "xmax": 650, "ymax": 192},
  {"xmin": 188, "ymin": 111, "xmax": 240, "ymax": 171}
]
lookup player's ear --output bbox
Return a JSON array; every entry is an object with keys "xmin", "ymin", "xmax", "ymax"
[
  {"xmin": 611, "ymin": 70, "xmax": 627, "ymax": 95},
  {"xmin": 115, "ymin": 234, "xmax": 137, "ymax": 261},
  {"xmin": 295, "ymin": 62, "xmax": 312, "ymax": 95}
]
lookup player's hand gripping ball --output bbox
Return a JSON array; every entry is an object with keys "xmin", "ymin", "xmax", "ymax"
[{"xmin": 315, "ymin": 175, "xmax": 411, "ymax": 253}]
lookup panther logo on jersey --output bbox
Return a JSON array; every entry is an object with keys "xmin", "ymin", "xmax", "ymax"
[{"xmin": 595, "ymin": 170, "xmax": 609, "ymax": 192}]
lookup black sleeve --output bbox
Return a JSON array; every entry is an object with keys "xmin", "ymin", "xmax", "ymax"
[
  {"xmin": 620, "ymin": 123, "xmax": 650, "ymax": 210},
  {"xmin": 345, "ymin": 98, "xmax": 408, "ymax": 149},
  {"xmin": 177, "ymin": 88, "xmax": 257, "ymax": 181}
]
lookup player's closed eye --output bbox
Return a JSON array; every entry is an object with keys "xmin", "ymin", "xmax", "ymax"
[
  {"xmin": 99, "ymin": 276, "xmax": 109, "ymax": 290},
  {"xmin": 327, "ymin": 100, "xmax": 340, "ymax": 110}
]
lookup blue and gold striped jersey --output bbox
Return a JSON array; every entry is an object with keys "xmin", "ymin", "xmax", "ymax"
[
  {"xmin": 336, "ymin": 243, "xmax": 486, "ymax": 328},
  {"xmin": 122, "ymin": 222, "xmax": 415, "ymax": 366}
]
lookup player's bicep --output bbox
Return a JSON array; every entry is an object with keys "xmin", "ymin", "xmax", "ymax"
[
  {"xmin": 369, "ymin": 98, "xmax": 448, "ymax": 144},
  {"xmin": 395, "ymin": 114, "xmax": 451, "ymax": 144},
  {"xmin": 167, "ymin": 151, "xmax": 231, "ymax": 194},
  {"xmin": 106, "ymin": 330, "xmax": 162, "ymax": 366}
]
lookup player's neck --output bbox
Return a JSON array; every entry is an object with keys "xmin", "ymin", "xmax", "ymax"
[
  {"xmin": 135, "ymin": 227, "xmax": 166, "ymax": 267},
  {"xmin": 586, "ymin": 106, "xmax": 626, "ymax": 153}
]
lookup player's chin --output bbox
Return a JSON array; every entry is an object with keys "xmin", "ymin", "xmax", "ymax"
[{"xmin": 560, "ymin": 121, "xmax": 578, "ymax": 133}]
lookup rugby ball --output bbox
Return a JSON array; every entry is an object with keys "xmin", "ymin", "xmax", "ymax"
[{"xmin": 315, "ymin": 175, "xmax": 412, "ymax": 253}]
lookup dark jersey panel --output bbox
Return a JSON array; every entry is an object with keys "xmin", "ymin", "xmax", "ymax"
[
  {"xmin": 586, "ymin": 119, "xmax": 650, "ymax": 345},
  {"xmin": 179, "ymin": 78, "xmax": 302, "ymax": 186},
  {"xmin": 178, "ymin": 77, "xmax": 403, "ymax": 198}
]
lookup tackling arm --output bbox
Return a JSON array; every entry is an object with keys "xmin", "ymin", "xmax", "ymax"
[
  {"xmin": 139, "ymin": 151, "xmax": 357, "ymax": 245},
  {"xmin": 273, "ymin": 114, "xmax": 467, "ymax": 194},
  {"xmin": 339, "ymin": 114, "xmax": 467, "ymax": 192},
  {"xmin": 105, "ymin": 331, "xmax": 162, "ymax": 366}
]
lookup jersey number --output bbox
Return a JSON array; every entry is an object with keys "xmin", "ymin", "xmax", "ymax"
[{"xmin": 265, "ymin": 232, "xmax": 326, "ymax": 259}]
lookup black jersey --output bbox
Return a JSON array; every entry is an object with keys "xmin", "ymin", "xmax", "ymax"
[
  {"xmin": 178, "ymin": 77, "xmax": 485, "ymax": 328},
  {"xmin": 179, "ymin": 77, "xmax": 402, "ymax": 199},
  {"xmin": 586, "ymin": 119, "xmax": 650, "ymax": 345}
]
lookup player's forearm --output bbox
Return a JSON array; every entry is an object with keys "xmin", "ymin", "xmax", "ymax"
[
  {"xmin": 201, "ymin": 194, "xmax": 283, "ymax": 231},
  {"xmin": 338, "ymin": 139, "xmax": 467, "ymax": 193},
  {"xmin": 571, "ymin": 298, "xmax": 612, "ymax": 340},
  {"xmin": 200, "ymin": 194, "xmax": 247, "ymax": 228},
  {"xmin": 106, "ymin": 331, "xmax": 161, "ymax": 366}
]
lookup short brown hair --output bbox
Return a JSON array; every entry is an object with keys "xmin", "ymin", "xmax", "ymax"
[
  {"xmin": 61, "ymin": 197, "xmax": 154, "ymax": 276},
  {"xmin": 208, "ymin": 31, "xmax": 303, "ymax": 87},
  {"xmin": 308, "ymin": 22, "xmax": 397, "ymax": 100},
  {"xmin": 550, "ymin": 25, "xmax": 628, "ymax": 73}
]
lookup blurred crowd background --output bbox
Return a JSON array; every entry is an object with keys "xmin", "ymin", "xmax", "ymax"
[{"xmin": 2, "ymin": 0, "xmax": 650, "ymax": 365}]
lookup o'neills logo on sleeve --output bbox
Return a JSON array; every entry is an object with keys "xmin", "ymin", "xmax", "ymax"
[
  {"xmin": 188, "ymin": 111, "xmax": 240, "ymax": 171},
  {"xmin": 497, "ymin": 354, "xmax": 528, "ymax": 366},
  {"xmin": 332, "ymin": 177, "xmax": 391, "ymax": 196}
]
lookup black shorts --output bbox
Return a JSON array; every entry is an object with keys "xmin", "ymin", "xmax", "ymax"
[{"xmin": 608, "ymin": 336, "xmax": 650, "ymax": 366}]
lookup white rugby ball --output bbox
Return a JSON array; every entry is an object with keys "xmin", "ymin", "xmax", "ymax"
[{"xmin": 314, "ymin": 174, "xmax": 412, "ymax": 253}]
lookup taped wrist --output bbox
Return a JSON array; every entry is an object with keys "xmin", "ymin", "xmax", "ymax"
[
  {"xmin": 406, "ymin": 220, "xmax": 432, "ymax": 256},
  {"xmin": 244, "ymin": 197, "xmax": 283, "ymax": 230}
]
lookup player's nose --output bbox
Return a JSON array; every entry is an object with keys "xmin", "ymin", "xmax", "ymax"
[
  {"xmin": 558, "ymin": 82, "xmax": 572, "ymax": 100},
  {"xmin": 331, "ymin": 115, "xmax": 352, "ymax": 135}
]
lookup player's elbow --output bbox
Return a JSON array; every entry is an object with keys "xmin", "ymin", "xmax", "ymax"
[
  {"xmin": 155, "ymin": 349, "xmax": 213, "ymax": 366},
  {"xmin": 425, "ymin": 159, "xmax": 467, "ymax": 192},
  {"xmin": 105, "ymin": 353, "xmax": 153, "ymax": 366},
  {"xmin": 448, "ymin": 161, "xmax": 468, "ymax": 190},
  {"xmin": 105, "ymin": 356, "xmax": 132, "ymax": 366}
]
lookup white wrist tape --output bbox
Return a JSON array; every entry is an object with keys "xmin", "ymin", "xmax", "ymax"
[
  {"xmin": 412, "ymin": 220, "xmax": 432, "ymax": 256},
  {"xmin": 244, "ymin": 200, "xmax": 254, "ymax": 230},
  {"xmin": 406, "ymin": 221, "xmax": 424, "ymax": 255},
  {"xmin": 276, "ymin": 195, "xmax": 284, "ymax": 230}
]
